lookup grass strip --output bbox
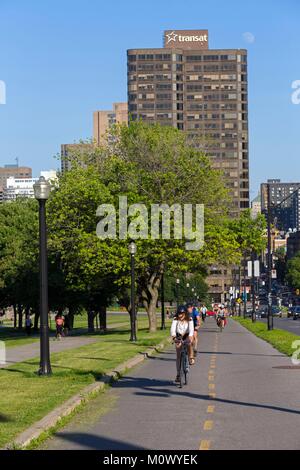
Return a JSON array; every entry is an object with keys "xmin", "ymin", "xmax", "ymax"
[{"xmin": 234, "ymin": 318, "xmax": 300, "ymax": 357}]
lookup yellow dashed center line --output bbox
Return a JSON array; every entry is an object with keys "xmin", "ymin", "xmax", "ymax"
[
  {"xmin": 204, "ymin": 420, "xmax": 214, "ymax": 431},
  {"xmin": 207, "ymin": 405, "xmax": 215, "ymax": 413},
  {"xmin": 199, "ymin": 440, "xmax": 211, "ymax": 451}
]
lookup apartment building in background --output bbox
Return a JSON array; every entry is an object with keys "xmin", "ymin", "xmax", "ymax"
[
  {"xmin": 61, "ymin": 102, "xmax": 128, "ymax": 172},
  {"xmin": 127, "ymin": 30, "xmax": 249, "ymax": 214},
  {"xmin": 127, "ymin": 30, "xmax": 249, "ymax": 302},
  {"xmin": 0, "ymin": 164, "xmax": 32, "ymax": 202},
  {"xmin": 261, "ymin": 179, "xmax": 300, "ymax": 233},
  {"xmin": 93, "ymin": 102, "xmax": 128, "ymax": 145},
  {"xmin": 3, "ymin": 170, "xmax": 57, "ymax": 201}
]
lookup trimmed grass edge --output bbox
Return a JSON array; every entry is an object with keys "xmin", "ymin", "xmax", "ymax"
[
  {"xmin": 233, "ymin": 317, "xmax": 300, "ymax": 357},
  {"xmin": 4, "ymin": 336, "xmax": 172, "ymax": 451}
]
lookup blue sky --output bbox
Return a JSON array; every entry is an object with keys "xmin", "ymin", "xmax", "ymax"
[{"xmin": 0, "ymin": 0, "xmax": 299, "ymax": 198}]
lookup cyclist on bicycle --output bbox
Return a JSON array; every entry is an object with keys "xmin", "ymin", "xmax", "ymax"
[
  {"xmin": 216, "ymin": 304, "xmax": 227, "ymax": 329},
  {"xmin": 187, "ymin": 302, "xmax": 200, "ymax": 360},
  {"xmin": 201, "ymin": 304, "xmax": 207, "ymax": 322},
  {"xmin": 171, "ymin": 305, "xmax": 194, "ymax": 384}
]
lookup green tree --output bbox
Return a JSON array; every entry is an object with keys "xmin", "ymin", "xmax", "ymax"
[
  {"xmin": 49, "ymin": 122, "xmax": 239, "ymax": 332},
  {"xmin": 286, "ymin": 252, "xmax": 300, "ymax": 290}
]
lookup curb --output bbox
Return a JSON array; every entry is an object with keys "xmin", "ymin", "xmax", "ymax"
[{"xmin": 6, "ymin": 336, "xmax": 172, "ymax": 450}]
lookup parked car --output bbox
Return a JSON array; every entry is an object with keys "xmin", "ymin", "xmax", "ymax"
[{"xmin": 293, "ymin": 306, "xmax": 300, "ymax": 320}]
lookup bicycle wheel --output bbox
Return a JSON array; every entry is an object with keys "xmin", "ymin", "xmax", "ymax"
[
  {"xmin": 178, "ymin": 355, "xmax": 184, "ymax": 388},
  {"xmin": 184, "ymin": 349, "xmax": 189, "ymax": 385}
]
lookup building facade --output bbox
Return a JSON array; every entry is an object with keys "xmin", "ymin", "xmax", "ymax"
[
  {"xmin": 261, "ymin": 180, "xmax": 300, "ymax": 233},
  {"xmin": 3, "ymin": 170, "xmax": 57, "ymax": 201},
  {"xmin": 287, "ymin": 231, "xmax": 300, "ymax": 260},
  {"xmin": 0, "ymin": 164, "xmax": 32, "ymax": 202},
  {"xmin": 93, "ymin": 102, "xmax": 128, "ymax": 145},
  {"xmin": 127, "ymin": 30, "xmax": 249, "ymax": 213}
]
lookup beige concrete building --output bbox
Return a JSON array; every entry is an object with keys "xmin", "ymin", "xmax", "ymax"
[{"xmin": 93, "ymin": 102, "xmax": 128, "ymax": 145}]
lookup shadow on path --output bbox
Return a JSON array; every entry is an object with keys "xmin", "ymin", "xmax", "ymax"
[
  {"xmin": 113, "ymin": 376, "xmax": 300, "ymax": 416},
  {"xmin": 52, "ymin": 432, "xmax": 147, "ymax": 450}
]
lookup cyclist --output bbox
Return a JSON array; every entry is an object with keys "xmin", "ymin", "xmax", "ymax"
[
  {"xmin": 216, "ymin": 304, "xmax": 227, "ymax": 329},
  {"xmin": 55, "ymin": 313, "xmax": 64, "ymax": 340},
  {"xmin": 171, "ymin": 305, "xmax": 194, "ymax": 384},
  {"xmin": 201, "ymin": 304, "xmax": 207, "ymax": 323},
  {"xmin": 189, "ymin": 302, "xmax": 201, "ymax": 359}
]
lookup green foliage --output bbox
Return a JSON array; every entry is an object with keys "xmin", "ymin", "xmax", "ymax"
[
  {"xmin": 228, "ymin": 209, "xmax": 267, "ymax": 258},
  {"xmin": 286, "ymin": 252, "xmax": 300, "ymax": 289},
  {"xmin": 0, "ymin": 199, "xmax": 39, "ymax": 310}
]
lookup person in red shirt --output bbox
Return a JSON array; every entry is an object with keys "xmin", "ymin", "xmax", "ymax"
[{"xmin": 55, "ymin": 314, "xmax": 64, "ymax": 339}]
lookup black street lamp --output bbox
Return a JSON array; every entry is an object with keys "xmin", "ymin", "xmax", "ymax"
[
  {"xmin": 33, "ymin": 176, "xmax": 52, "ymax": 376},
  {"xmin": 267, "ymin": 183, "xmax": 273, "ymax": 331},
  {"xmin": 128, "ymin": 241, "xmax": 137, "ymax": 342},
  {"xmin": 243, "ymin": 252, "xmax": 247, "ymax": 319},
  {"xmin": 176, "ymin": 278, "xmax": 180, "ymax": 308},
  {"xmin": 160, "ymin": 272, "xmax": 166, "ymax": 330}
]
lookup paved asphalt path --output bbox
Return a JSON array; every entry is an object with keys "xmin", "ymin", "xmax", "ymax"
[{"xmin": 42, "ymin": 318, "xmax": 300, "ymax": 450}]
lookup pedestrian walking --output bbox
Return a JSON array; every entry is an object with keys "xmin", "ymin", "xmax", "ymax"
[{"xmin": 25, "ymin": 315, "xmax": 32, "ymax": 336}]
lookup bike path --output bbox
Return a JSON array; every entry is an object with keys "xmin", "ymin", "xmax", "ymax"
[{"xmin": 42, "ymin": 318, "xmax": 300, "ymax": 450}]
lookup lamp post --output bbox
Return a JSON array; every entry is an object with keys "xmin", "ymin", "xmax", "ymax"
[
  {"xmin": 160, "ymin": 272, "xmax": 166, "ymax": 330},
  {"xmin": 267, "ymin": 183, "xmax": 274, "ymax": 331},
  {"xmin": 176, "ymin": 278, "xmax": 180, "ymax": 308},
  {"xmin": 243, "ymin": 252, "xmax": 247, "ymax": 319},
  {"xmin": 33, "ymin": 176, "xmax": 52, "ymax": 376},
  {"xmin": 128, "ymin": 241, "xmax": 137, "ymax": 342},
  {"xmin": 251, "ymin": 252, "xmax": 256, "ymax": 323}
]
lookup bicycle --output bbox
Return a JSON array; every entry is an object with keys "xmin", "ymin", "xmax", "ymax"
[
  {"xmin": 216, "ymin": 315, "xmax": 226, "ymax": 332},
  {"xmin": 175, "ymin": 337, "xmax": 190, "ymax": 388}
]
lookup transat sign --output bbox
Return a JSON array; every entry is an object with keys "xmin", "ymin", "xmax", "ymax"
[{"xmin": 164, "ymin": 29, "xmax": 209, "ymax": 50}]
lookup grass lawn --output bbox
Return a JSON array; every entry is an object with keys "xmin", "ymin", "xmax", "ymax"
[
  {"xmin": 234, "ymin": 318, "xmax": 300, "ymax": 357},
  {"xmin": 0, "ymin": 328, "xmax": 39, "ymax": 348},
  {"xmin": 0, "ymin": 319, "xmax": 171, "ymax": 448},
  {"xmin": 0, "ymin": 313, "xmax": 132, "ymax": 349}
]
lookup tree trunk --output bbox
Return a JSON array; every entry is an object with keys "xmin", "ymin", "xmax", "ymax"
[
  {"xmin": 13, "ymin": 304, "xmax": 17, "ymax": 329},
  {"xmin": 141, "ymin": 270, "xmax": 162, "ymax": 333},
  {"xmin": 99, "ymin": 306, "xmax": 107, "ymax": 332},
  {"xmin": 34, "ymin": 311, "xmax": 40, "ymax": 330},
  {"xmin": 87, "ymin": 309, "xmax": 95, "ymax": 332},
  {"xmin": 18, "ymin": 304, "xmax": 23, "ymax": 330},
  {"xmin": 68, "ymin": 307, "xmax": 75, "ymax": 330}
]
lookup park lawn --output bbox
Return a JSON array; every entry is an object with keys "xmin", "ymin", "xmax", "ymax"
[
  {"xmin": 0, "ymin": 320, "xmax": 171, "ymax": 448},
  {"xmin": 234, "ymin": 318, "xmax": 300, "ymax": 357},
  {"xmin": 0, "ymin": 314, "xmax": 131, "ymax": 348},
  {"xmin": 0, "ymin": 328, "xmax": 39, "ymax": 349}
]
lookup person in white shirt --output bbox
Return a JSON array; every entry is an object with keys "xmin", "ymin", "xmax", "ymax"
[{"xmin": 171, "ymin": 305, "xmax": 194, "ymax": 384}]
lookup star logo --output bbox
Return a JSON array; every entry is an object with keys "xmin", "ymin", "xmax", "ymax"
[{"xmin": 166, "ymin": 31, "xmax": 178, "ymax": 44}]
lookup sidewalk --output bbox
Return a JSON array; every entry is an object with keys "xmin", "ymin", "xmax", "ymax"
[{"xmin": 41, "ymin": 318, "xmax": 300, "ymax": 450}]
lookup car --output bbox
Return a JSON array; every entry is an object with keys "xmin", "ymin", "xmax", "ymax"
[
  {"xmin": 207, "ymin": 310, "xmax": 216, "ymax": 317},
  {"xmin": 293, "ymin": 306, "xmax": 300, "ymax": 320},
  {"xmin": 272, "ymin": 307, "xmax": 281, "ymax": 317}
]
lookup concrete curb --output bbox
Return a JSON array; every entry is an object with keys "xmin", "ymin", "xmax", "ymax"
[{"xmin": 6, "ymin": 336, "xmax": 172, "ymax": 450}]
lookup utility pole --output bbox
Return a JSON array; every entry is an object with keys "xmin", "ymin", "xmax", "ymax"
[
  {"xmin": 267, "ymin": 183, "xmax": 273, "ymax": 331},
  {"xmin": 251, "ymin": 252, "xmax": 256, "ymax": 323},
  {"xmin": 243, "ymin": 252, "xmax": 247, "ymax": 319}
]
